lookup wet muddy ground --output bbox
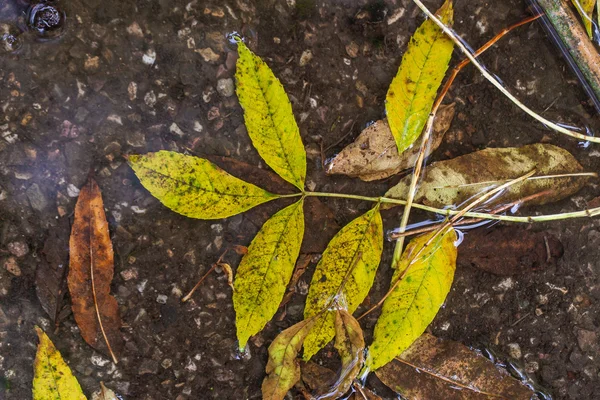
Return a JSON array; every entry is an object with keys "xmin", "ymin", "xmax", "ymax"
[{"xmin": 1, "ymin": 0, "xmax": 600, "ymax": 399}]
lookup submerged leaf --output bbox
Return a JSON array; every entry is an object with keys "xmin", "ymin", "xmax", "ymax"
[
  {"xmin": 572, "ymin": 0, "xmax": 595, "ymax": 38},
  {"xmin": 129, "ymin": 151, "xmax": 277, "ymax": 220},
  {"xmin": 33, "ymin": 326, "xmax": 87, "ymax": 400},
  {"xmin": 384, "ymin": 143, "xmax": 589, "ymax": 209},
  {"xmin": 366, "ymin": 228, "xmax": 457, "ymax": 371},
  {"xmin": 303, "ymin": 207, "xmax": 383, "ymax": 361},
  {"xmin": 386, "ymin": 0, "xmax": 454, "ymax": 154},
  {"xmin": 235, "ymin": 40, "xmax": 307, "ymax": 190},
  {"xmin": 327, "ymin": 104, "xmax": 455, "ymax": 181},
  {"xmin": 317, "ymin": 310, "xmax": 365, "ymax": 400},
  {"xmin": 376, "ymin": 333, "xmax": 534, "ymax": 400},
  {"xmin": 263, "ymin": 318, "xmax": 316, "ymax": 400},
  {"xmin": 68, "ymin": 178, "xmax": 123, "ymax": 363},
  {"xmin": 234, "ymin": 199, "xmax": 305, "ymax": 349}
]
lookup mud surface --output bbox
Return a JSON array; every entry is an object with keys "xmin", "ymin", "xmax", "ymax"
[{"xmin": 1, "ymin": 0, "xmax": 600, "ymax": 399}]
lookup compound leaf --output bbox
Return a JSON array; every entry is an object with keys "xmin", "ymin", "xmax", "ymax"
[
  {"xmin": 366, "ymin": 227, "xmax": 457, "ymax": 371},
  {"xmin": 236, "ymin": 40, "xmax": 306, "ymax": 190},
  {"xmin": 234, "ymin": 199, "xmax": 305, "ymax": 349},
  {"xmin": 262, "ymin": 317, "xmax": 316, "ymax": 400},
  {"xmin": 33, "ymin": 326, "xmax": 87, "ymax": 400},
  {"xmin": 303, "ymin": 207, "xmax": 383, "ymax": 361},
  {"xmin": 128, "ymin": 151, "xmax": 277, "ymax": 220},
  {"xmin": 572, "ymin": 0, "xmax": 595, "ymax": 37},
  {"xmin": 386, "ymin": 0, "xmax": 454, "ymax": 154}
]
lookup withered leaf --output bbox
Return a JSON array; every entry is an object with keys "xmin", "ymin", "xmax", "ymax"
[
  {"xmin": 376, "ymin": 333, "xmax": 534, "ymax": 400},
  {"xmin": 300, "ymin": 361, "xmax": 337, "ymax": 392},
  {"xmin": 327, "ymin": 104, "xmax": 455, "ymax": 181},
  {"xmin": 458, "ymin": 226, "xmax": 563, "ymax": 275},
  {"xmin": 68, "ymin": 177, "xmax": 123, "ymax": 363},
  {"xmin": 35, "ymin": 217, "xmax": 70, "ymax": 327},
  {"xmin": 317, "ymin": 310, "xmax": 365, "ymax": 400}
]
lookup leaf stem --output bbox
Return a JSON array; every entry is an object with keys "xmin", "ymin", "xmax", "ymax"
[
  {"xmin": 276, "ymin": 192, "xmax": 304, "ymax": 198},
  {"xmin": 411, "ymin": 0, "xmax": 600, "ymax": 144}
]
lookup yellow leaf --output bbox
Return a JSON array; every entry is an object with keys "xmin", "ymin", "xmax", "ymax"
[
  {"xmin": 235, "ymin": 40, "xmax": 307, "ymax": 190},
  {"xmin": 33, "ymin": 326, "xmax": 87, "ymax": 400},
  {"xmin": 303, "ymin": 207, "xmax": 383, "ymax": 361},
  {"xmin": 234, "ymin": 199, "xmax": 305, "ymax": 349},
  {"xmin": 128, "ymin": 151, "xmax": 277, "ymax": 220},
  {"xmin": 365, "ymin": 227, "xmax": 457, "ymax": 371},
  {"xmin": 318, "ymin": 310, "xmax": 365, "ymax": 400},
  {"xmin": 572, "ymin": 0, "xmax": 595, "ymax": 38},
  {"xmin": 262, "ymin": 317, "xmax": 316, "ymax": 400},
  {"xmin": 386, "ymin": 0, "xmax": 454, "ymax": 155}
]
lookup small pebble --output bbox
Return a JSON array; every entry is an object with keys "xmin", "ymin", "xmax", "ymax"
[
  {"xmin": 7, "ymin": 242, "xmax": 29, "ymax": 258},
  {"xmin": 299, "ymin": 50, "xmax": 312, "ymax": 66},
  {"xmin": 507, "ymin": 343, "xmax": 522, "ymax": 359},
  {"xmin": 4, "ymin": 257, "xmax": 21, "ymax": 276},
  {"xmin": 216, "ymin": 78, "xmax": 234, "ymax": 97},
  {"xmin": 156, "ymin": 294, "xmax": 168, "ymax": 304},
  {"xmin": 142, "ymin": 49, "xmax": 156, "ymax": 65}
]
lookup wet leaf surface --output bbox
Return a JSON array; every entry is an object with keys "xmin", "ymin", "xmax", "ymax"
[
  {"xmin": 128, "ymin": 151, "xmax": 277, "ymax": 219},
  {"xmin": 68, "ymin": 178, "xmax": 123, "ymax": 363},
  {"xmin": 303, "ymin": 207, "xmax": 383, "ymax": 361},
  {"xmin": 385, "ymin": 143, "xmax": 589, "ymax": 209},
  {"xmin": 327, "ymin": 104, "xmax": 455, "ymax": 181},
  {"xmin": 367, "ymin": 228, "xmax": 457, "ymax": 371},
  {"xmin": 33, "ymin": 326, "xmax": 87, "ymax": 400},
  {"xmin": 263, "ymin": 317, "xmax": 316, "ymax": 400},
  {"xmin": 571, "ymin": 0, "xmax": 596, "ymax": 37},
  {"xmin": 235, "ymin": 40, "xmax": 306, "ymax": 190},
  {"xmin": 458, "ymin": 226, "xmax": 563, "ymax": 275},
  {"xmin": 386, "ymin": 0, "xmax": 454, "ymax": 154},
  {"xmin": 35, "ymin": 216, "xmax": 70, "ymax": 327},
  {"xmin": 376, "ymin": 333, "xmax": 534, "ymax": 400},
  {"xmin": 233, "ymin": 199, "xmax": 305, "ymax": 349}
]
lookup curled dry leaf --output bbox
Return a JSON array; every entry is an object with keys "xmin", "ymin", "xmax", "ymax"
[
  {"xmin": 317, "ymin": 310, "xmax": 365, "ymax": 400},
  {"xmin": 263, "ymin": 317, "xmax": 316, "ymax": 400},
  {"xmin": 384, "ymin": 143, "xmax": 589, "ymax": 209},
  {"xmin": 33, "ymin": 326, "xmax": 87, "ymax": 400},
  {"xmin": 458, "ymin": 226, "xmax": 563, "ymax": 275},
  {"xmin": 68, "ymin": 178, "xmax": 123, "ymax": 363},
  {"xmin": 375, "ymin": 333, "xmax": 534, "ymax": 400},
  {"xmin": 35, "ymin": 216, "xmax": 70, "ymax": 327},
  {"xmin": 327, "ymin": 104, "xmax": 455, "ymax": 181}
]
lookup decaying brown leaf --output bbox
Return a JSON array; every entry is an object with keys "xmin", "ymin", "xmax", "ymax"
[
  {"xmin": 458, "ymin": 226, "xmax": 563, "ymax": 275},
  {"xmin": 35, "ymin": 217, "xmax": 70, "ymax": 328},
  {"xmin": 326, "ymin": 104, "xmax": 455, "ymax": 181},
  {"xmin": 376, "ymin": 333, "xmax": 534, "ymax": 400},
  {"xmin": 348, "ymin": 386, "xmax": 383, "ymax": 400},
  {"xmin": 68, "ymin": 177, "xmax": 123, "ymax": 363},
  {"xmin": 317, "ymin": 310, "xmax": 365, "ymax": 399},
  {"xmin": 300, "ymin": 361, "xmax": 337, "ymax": 392}
]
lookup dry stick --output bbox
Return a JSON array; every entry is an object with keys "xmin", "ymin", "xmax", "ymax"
[
  {"xmin": 391, "ymin": 14, "xmax": 543, "ymax": 268},
  {"xmin": 358, "ymin": 171, "xmax": 535, "ymax": 321},
  {"xmin": 393, "ymin": 357, "xmax": 510, "ymax": 399},
  {"xmin": 389, "ymin": 190, "xmax": 553, "ymax": 239},
  {"xmin": 182, "ymin": 249, "xmax": 230, "ymax": 302},
  {"xmin": 412, "ymin": 0, "xmax": 600, "ymax": 143}
]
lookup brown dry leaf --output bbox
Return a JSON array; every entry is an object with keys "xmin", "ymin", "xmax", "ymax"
[
  {"xmin": 280, "ymin": 254, "xmax": 313, "ymax": 308},
  {"xmin": 326, "ymin": 103, "xmax": 455, "ymax": 181},
  {"xmin": 35, "ymin": 217, "xmax": 70, "ymax": 328},
  {"xmin": 458, "ymin": 226, "xmax": 563, "ymax": 275},
  {"xmin": 375, "ymin": 333, "xmax": 534, "ymax": 400},
  {"xmin": 348, "ymin": 386, "xmax": 383, "ymax": 400},
  {"xmin": 317, "ymin": 310, "xmax": 365, "ymax": 399},
  {"xmin": 218, "ymin": 262, "xmax": 235, "ymax": 290},
  {"xmin": 299, "ymin": 361, "xmax": 337, "ymax": 392},
  {"xmin": 68, "ymin": 177, "xmax": 123, "ymax": 363}
]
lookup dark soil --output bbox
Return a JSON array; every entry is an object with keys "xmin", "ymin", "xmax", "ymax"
[{"xmin": 1, "ymin": 0, "xmax": 600, "ymax": 399}]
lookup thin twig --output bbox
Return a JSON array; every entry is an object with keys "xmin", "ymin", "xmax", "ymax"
[{"xmin": 182, "ymin": 249, "xmax": 230, "ymax": 302}]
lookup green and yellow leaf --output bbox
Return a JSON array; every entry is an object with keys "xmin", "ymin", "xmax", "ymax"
[
  {"xmin": 262, "ymin": 317, "xmax": 316, "ymax": 400},
  {"xmin": 366, "ymin": 227, "xmax": 457, "ymax": 371},
  {"xmin": 233, "ymin": 199, "xmax": 305, "ymax": 349},
  {"xmin": 317, "ymin": 310, "xmax": 365, "ymax": 400},
  {"xmin": 572, "ymin": 0, "xmax": 595, "ymax": 38},
  {"xmin": 128, "ymin": 151, "xmax": 277, "ymax": 220},
  {"xmin": 235, "ymin": 40, "xmax": 307, "ymax": 190},
  {"xmin": 303, "ymin": 207, "xmax": 383, "ymax": 361},
  {"xmin": 33, "ymin": 326, "xmax": 87, "ymax": 400},
  {"xmin": 386, "ymin": 0, "xmax": 454, "ymax": 155}
]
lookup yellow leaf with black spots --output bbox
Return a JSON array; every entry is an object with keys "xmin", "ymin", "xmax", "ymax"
[
  {"xmin": 235, "ymin": 39, "xmax": 306, "ymax": 190},
  {"xmin": 302, "ymin": 207, "xmax": 383, "ymax": 361},
  {"xmin": 234, "ymin": 199, "xmax": 305, "ymax": 349},
  {"xmin": 128, "ymin": 151, "xmax": 277, "ymax": 220},
  {"xmin": 572, "ymin": 0, "xmax": 595, "ymax": 38},
  {"xmin": 33, "ymin": 326, "xmax": 87, "ymax": 400},
  {"xmin": 386, "ymin": 0, "xmax": 454, "ymax": 154},
  {"xmin": 366, "ymin": 227, "xmax": 457, "ymax": 371}
]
